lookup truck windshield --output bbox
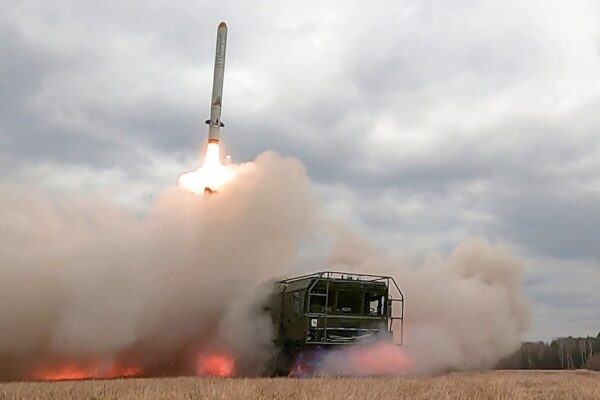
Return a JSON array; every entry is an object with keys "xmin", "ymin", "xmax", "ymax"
[
  {"xmin": 365, "ymin": 293, "xmax": 384, "ymax": 315},
  {"xmin": 336, "ymin": 290, "xmax": 362, "ymax": 314},
  {"xmin": 309, "ymin": 291, "xmax": 334, "ymax": 313}
]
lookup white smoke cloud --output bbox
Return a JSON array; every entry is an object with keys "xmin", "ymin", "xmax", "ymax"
[
  {"xmin": 0, "ymin": 151, "xmax": 313, "ymax": 379},
  {"xmin": 321, "ymin": 232, "xmax": 530, "ymax": 375},
  {"xmin": 0, "ymin": 151, "xmax": 530, "ymax": 379}
]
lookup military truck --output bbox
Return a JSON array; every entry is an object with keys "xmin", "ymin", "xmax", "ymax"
[{"xmin": 265, "ymin": 271, "xmax": 404, "ymax": 375}]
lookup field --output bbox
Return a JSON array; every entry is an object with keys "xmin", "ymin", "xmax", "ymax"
[{"xmin": 0, "ymin": 370, "xmax": 598, "ymax": 400}]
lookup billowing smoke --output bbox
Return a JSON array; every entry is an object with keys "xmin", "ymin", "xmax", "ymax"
[
  {"xmin": 0, "ymin": 150, "xmax": 530, "ymax": 380},
  {"xmin": 0, "ymin": 151, "xmax": 313, "ymax": 380},
  {"xmin": 317, "ymin": 232, "xmax": 531, "ymax": 375}
]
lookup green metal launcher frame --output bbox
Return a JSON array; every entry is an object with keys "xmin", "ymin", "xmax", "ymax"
[{"xmin": 268, "ymin": 271, "xmax": 404, "ymax": 351}]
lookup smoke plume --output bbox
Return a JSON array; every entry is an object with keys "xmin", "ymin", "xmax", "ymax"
[
  {"xmin": 318, "ymin": 232, "xmax": 531, "ymax": 375},
  {"xmin": 0, "ymin": 151, "xmax": 313, "ymax": 380},
  {"xmin": 0, "ymin": 150, "xmax": 530, "ymax": 379}
]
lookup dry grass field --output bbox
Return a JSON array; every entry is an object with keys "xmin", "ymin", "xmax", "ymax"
[{"xmin": 0, "ymin": 370, "xmax": 598, "ymax": 400}]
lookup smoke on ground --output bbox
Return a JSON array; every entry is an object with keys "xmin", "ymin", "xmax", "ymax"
[
  {"xmin": 0, "ymin": 151, "xmax": 313, "ymax": 380},
  {"xmin": 0, "ymin": 151, "xmax": 530, "ymax": 379},
  {"xmin": 318, "ymin": 232, "xmax": 530, "ymax": 375}
]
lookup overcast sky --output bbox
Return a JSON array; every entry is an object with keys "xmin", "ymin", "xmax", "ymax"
[{"xmin": 2, "ymin": 0, "xmax": 599, "ymax": 340}]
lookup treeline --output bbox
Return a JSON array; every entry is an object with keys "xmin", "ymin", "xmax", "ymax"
[{"xmin": 497, "ymin": 333, "xmax": 600, "ymax": 370}]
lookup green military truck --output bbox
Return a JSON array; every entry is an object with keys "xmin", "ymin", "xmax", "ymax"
[{"xmin": 265, "ymin": 271, "xmax": 404, "ymax": 375}]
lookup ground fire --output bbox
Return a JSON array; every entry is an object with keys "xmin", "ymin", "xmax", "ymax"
[
  {"xmin": 31, "ymin": 360, "xmax": 141, "ymax": 381},
  {"xmin": 196, "ymin": 353, "xmax": 235, "ymax": 377}
]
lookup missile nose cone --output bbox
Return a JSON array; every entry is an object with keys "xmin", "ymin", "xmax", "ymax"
[{"xmin": 218, "ymin": 21, "xmax": 227, "ymax": 29}]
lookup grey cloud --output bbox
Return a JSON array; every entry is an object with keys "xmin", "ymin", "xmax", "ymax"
[
  {"xmin": 524, "ymin": 258, "xmax": 600, "ymax": 339},
  {"xmin": 496, "ymin": 190, "xmax": 600, "ymax": 260}
]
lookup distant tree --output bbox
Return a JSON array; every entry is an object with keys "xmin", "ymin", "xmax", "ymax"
[
  {"xmin": 586, "ymin": 354, "xmax": 600, "ymax": 371},
  {"xmin": 496, "ymin": 334, "xmax": 600, "ymax": 370}
]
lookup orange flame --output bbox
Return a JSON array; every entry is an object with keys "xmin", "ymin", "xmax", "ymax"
[
  {"xmin": 291, "ymin": 343, "xmax": 414, "ymax": 377},
  {"xmin": 196, "ymin": 352, "xmax": 235, "ymax": 377},
  {"xmin": 31, "ymin": 360, "xmax": 141, "ymax": 381},
  {"xmin": 348, "ymin": 344, "xmax": 412, "ymax": 374},
  {"xmin": 179, "ymin": 143, "xmax": 234, "ymax": 194}
]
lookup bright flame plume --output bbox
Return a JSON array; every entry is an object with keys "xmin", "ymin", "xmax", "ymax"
[
  {"xmin": 31, "ymin": 360, "xmax": 141, "ymax": 381},
  {"xmin": 179, "ymin": 143, "xmax": 234, "ymax": 194},
  {"xmin": 196, "ymin": 352, "xmax": 235, "ymax": 377}
]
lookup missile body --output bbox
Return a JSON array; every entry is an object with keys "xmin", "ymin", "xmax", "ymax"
[{"xmin": 206, "ymin": 22, "xmax": 227, "ymax": 144}]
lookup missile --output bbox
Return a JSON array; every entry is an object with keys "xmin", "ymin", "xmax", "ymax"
[{"xmin": 206, "ymin": 22, "xmax": 227, "ymax": 144}]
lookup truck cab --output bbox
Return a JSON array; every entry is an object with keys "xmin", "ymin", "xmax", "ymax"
[{"xmin": 266, "ymin": 271, "xmax": 404, "ymax": 374}]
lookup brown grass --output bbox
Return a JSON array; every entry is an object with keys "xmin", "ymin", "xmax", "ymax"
[{"xmin": 0, "ymin": 370, "xmax": 599, "ymax": 400}]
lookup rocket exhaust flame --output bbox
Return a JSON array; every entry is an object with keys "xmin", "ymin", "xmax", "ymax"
[{"xmin": 178, "ymin": 142, "xmax": 234, "ymax": 194}]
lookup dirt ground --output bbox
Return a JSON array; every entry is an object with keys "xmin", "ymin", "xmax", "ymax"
[{"xmin": 0, "ymin": 370, "xmax": 598, "ymax": 400}]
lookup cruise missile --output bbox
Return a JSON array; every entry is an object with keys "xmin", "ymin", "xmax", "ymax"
[{"xmin": 206, "ymin": 22, "xmax": 227, "ymax": 144}]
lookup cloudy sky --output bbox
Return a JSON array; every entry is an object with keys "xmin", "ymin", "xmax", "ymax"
[{"xmin": 2, "ymin": 0, "xmax": 599, "ymax": 340}]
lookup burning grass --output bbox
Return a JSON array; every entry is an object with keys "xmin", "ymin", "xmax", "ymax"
[{"xmin": 0, "ymin": 370, "xmax": 598, "ymax": 400}]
